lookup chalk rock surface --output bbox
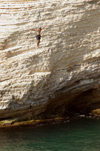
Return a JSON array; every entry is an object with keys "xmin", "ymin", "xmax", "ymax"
[{"xmin": 0, "ymin": 0, "xmax": 100, "ymax": 120}]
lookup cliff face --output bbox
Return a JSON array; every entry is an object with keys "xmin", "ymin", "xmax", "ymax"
[{"xmin": 0, "ymin": 0, "xmax": 100, "ymax": 121}]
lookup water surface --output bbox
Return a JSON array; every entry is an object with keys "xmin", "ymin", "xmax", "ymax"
[{"xmin": 0, "ymin": 119, "xmax": 100, "ymax": 151}]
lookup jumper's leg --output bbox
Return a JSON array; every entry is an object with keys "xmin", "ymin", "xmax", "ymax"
[{"xmin": 37, "ymin": 40, "xmax": 40, "ymax": 48}]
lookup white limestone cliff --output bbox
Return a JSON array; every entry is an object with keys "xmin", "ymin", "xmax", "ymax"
[{"xmin": 0, "ymin": 0, "xmax": 100, "ymax": 120}]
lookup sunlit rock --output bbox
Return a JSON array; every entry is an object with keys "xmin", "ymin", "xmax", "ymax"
[{"xmin": 0, "ymin": 0, "xmax": 100, "ymax": 121}]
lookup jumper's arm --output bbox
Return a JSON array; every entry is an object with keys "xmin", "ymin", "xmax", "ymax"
[
  {"xmin": 32, "ymin": 28, "xmax": 38, "ymax": 31},
  {"xmin": 41, "ymin": 26, "xmax": 47, "ymax": 30}
]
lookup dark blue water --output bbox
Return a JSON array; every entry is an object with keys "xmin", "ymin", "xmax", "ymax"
[{"xmin": 0, "ymin": 119, "xmax": 100, "ymax": 151}]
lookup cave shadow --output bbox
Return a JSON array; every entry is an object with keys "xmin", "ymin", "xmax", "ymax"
[{"xmin": 1, "ymin": 2, "xmax": 100, "ymax": 120}]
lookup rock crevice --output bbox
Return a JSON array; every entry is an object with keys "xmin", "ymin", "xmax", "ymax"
[{"xmin": 0, "ymin": 0, "xmax": 100, "ymax": 121}]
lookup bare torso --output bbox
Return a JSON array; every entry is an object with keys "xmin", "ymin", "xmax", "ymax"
[{"xmin": 37, "ymin": 28, "xmax": 42, "ymax": 35}]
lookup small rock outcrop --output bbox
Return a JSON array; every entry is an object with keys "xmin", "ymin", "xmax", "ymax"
[{"xmin": 0, "ymin": 0, "xmax": 100, "ymax": 121}]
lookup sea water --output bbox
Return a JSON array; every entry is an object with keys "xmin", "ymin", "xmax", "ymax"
[{"xmin": 0, "ymin": 119, "xmax": 100, "ymax": 151}]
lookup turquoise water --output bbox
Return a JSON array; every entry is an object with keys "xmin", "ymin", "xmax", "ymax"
[{"xmin": 0, "ymin": 119, "xmax": 100, "ymax": 151}]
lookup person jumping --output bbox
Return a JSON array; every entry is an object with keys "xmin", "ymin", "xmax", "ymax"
[{"xmin": 33, "ymin": 26, "xmax": 46, "ymax": 48}]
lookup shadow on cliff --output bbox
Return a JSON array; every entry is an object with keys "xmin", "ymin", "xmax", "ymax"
[
  {"xmin": 41, "ymin": 4, "xmax": 100, "ymax": 118},
  {"xmin": 1, "ymin": 2, "xmax": 100, "ymax": 121}
]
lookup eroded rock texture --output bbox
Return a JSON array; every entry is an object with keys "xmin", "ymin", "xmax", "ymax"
[{"xmin": 0, "ymin": 0, "xmax": 100, "ymax": 120}]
